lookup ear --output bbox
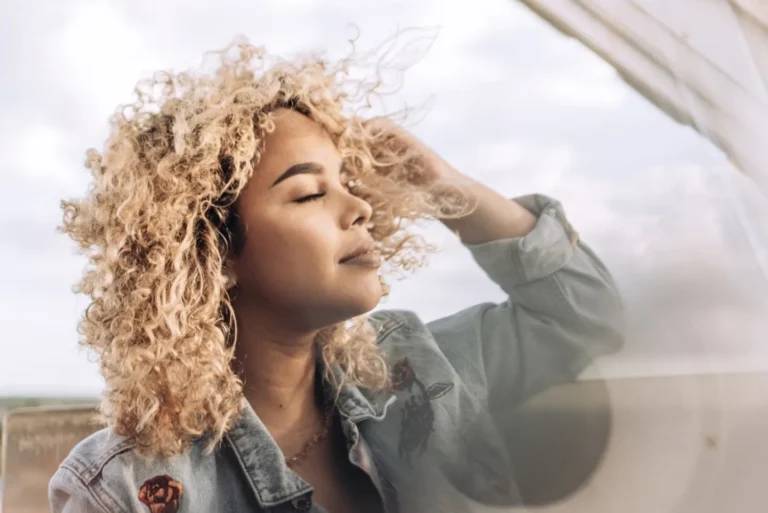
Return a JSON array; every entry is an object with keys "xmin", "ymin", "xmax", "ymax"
[{"xmin": 223, "ymin": 260, "xmax": 238, "ymax": 289}]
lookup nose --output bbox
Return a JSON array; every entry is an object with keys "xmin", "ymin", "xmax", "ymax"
[{"xmin": 340, "ymin": 191, "xmax": 373, "ymax": 230}]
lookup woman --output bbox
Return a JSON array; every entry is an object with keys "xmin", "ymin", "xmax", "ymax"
[{"xmin": 50, "ymin": 39, "xmax": 624, "ymax": 513}]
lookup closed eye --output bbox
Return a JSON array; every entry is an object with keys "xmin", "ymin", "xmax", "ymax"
[{"xmin": 294, "ymin": 192, "xmax": 326, "ymax": 203}]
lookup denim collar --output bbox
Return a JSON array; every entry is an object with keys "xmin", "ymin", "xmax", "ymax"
[{"xmin": 224, "ymin": 357, "xmax": 396, "ymax": 508}]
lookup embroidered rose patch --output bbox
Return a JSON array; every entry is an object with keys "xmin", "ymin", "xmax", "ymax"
[{"xmin": 138, "ymin": 474, "xmax": 184, "ymax": 513}]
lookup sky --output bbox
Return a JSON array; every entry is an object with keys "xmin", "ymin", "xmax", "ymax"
[{"xmin": 1, "ymin": 0, "xmax": 768, "ymax": 396}]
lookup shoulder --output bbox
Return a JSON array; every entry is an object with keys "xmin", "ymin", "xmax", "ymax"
[
  {"xmin": 369, "ymin": 308, "xmax": 424, "ymax": 336},
  {"xmin": 51, "ymin": 427, "xmax": 212, "ymax": 512},
  {"xmin": 55, "ymin": 427, "xmax": 136, "ymax": 485},
  {"xmin": 369, "ymin": 305, "xmax": 496, "ymax": 347},
  {"xmin": 368, "ymin": 308, "xmax": 458, "ymax": 359},
  {"xmin": 49, "ymin": 428, "xmax": 138, "ymax": 512},
  {"xmin": 367, "ymin": 307, "xmax": 492, "ymax": 390},
  {"xmin": 368, "ymin": 310, "xmax": 426, "ymax": 332}
]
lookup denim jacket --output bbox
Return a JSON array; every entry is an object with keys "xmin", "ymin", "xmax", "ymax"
[{"xmin": 49, "ymin": 194, "xmax": 625, "ymax": 513}]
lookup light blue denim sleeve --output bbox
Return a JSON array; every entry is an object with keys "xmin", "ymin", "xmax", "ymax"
[
  {"xmin": 426, "ymin": 194, "xmax": 625, "ymax": 414},
  {"xmin": 49, "ymin": 466, "xmax": 114, "ymax": 513}
]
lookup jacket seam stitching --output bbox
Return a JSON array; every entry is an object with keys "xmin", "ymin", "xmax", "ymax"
[
  {"xmin": 77, "ymin": 439, "xmax": 137, "ymax": 483},
  {"xmin": 375, "ymin": 319, "xmax": 405, "ymax": 343},
  {"xmin": 58, "ymin": 465, "xmax": 125, "ymax": 513}
]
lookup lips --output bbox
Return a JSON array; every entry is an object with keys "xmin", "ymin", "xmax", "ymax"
[{"xmin": 339, "ymin": 242, "xmax": 381, "ymax": 268}]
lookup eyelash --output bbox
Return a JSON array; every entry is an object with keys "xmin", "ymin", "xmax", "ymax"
[{"xmin": 294, "ymin": 192, "xmax": 326, "ymax": 203}]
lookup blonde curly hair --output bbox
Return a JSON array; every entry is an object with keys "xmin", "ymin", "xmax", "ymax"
[{"xmin": 59, "ymin": 36, "xmax": 467, "ymax": 458}]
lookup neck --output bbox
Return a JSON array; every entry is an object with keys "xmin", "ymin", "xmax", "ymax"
[{"xmin": 231, "ymin": 292, "xmax": 324, "ymax": 442}]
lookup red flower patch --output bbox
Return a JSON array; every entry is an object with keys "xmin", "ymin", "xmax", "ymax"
[{"xmin": 138, "ymin": 474, "xmax": 183, "ymax": 513}]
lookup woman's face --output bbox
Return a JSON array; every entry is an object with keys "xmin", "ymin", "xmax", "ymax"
[{"xmin": 228, "ymin": 108, "xmax": 383, "ymax": 330}]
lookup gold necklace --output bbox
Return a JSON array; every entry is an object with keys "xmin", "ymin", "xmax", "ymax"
[{"xmin": 284, "ymin": 390, "xmax": 335, "ymax": 468}]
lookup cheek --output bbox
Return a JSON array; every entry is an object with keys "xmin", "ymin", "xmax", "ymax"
[{"xmin": 240, "ymin": 214, "xmax": 339, "ymax": 288}]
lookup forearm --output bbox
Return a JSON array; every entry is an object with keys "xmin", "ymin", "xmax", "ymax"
[{"xmin": 438, "ymin": 169, "xmax": 537, "ymax": 245}]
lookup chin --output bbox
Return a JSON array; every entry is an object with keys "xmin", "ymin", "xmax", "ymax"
[
  {"xmin": 358, "ymin": 290, "xmax": 384, "ymax": 314},
  {"xmin": 335, "ymin": 280, "xmax": 383, "ymax": 320},
  {"xmin": 350, "ymin": 288, "xmax": 384, "ymax": 317}
]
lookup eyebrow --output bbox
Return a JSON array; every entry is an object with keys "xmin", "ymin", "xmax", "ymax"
[{"xmin": 270, "ymin": 162, "xmax": 324, "ymax": 188}]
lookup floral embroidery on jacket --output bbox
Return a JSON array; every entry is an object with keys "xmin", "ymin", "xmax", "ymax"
[
  {"xmin": 391, "ymin": 357, "xmax": 454, "ymax": 466},
  {"xmin": 138, "ymin": 474, "xmax": 184, "ymax": 513}
]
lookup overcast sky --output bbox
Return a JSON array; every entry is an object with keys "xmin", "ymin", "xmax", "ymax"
[{"xmin": 1, "ymin": 0, "xmax": 768, "ymax": 396}]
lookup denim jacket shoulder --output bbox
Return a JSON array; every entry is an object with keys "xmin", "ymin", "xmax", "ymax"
[
  {"xmin": 49, "ymin": 428, "xmax": 134, "ymax": 512},
  {"xmin": 50, "ymin": 423, "xmax": 264, "ymax": 512}
]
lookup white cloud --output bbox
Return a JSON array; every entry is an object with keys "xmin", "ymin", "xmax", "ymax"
[
  {"xmin": 1, "ymin": 122, "xmax": 81, "ymax": 189},
  {"xmin": 452, "ymin": 140, "xmax": 575, "ymax": 193},
  {"xmin": 51, "ymin": 1, "xmax": 152, "ymax": 115},
  {"xmin": 537, "ymin": 67, "xmax": 629, "ymax": 108}
]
